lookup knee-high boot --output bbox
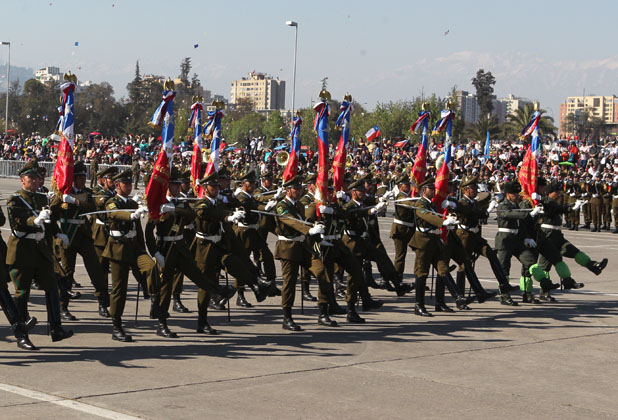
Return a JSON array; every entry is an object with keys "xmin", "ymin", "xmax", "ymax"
[{"xmin": 45, "ymin": 287, "xmax": 74, "ymax": 342}]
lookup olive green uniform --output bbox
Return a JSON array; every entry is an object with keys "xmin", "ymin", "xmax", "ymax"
[{"xmin": 390, "ymin": 192, "xmax": 415, "ymax": 276}]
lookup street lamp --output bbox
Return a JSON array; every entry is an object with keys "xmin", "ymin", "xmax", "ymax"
[
  {"xmin": 285, "ymin": 21, "xmax": 298, "ymax": 123},
  {"xmin": 1, "ymin": 41, "xmax": 9, "ymax": 135}
]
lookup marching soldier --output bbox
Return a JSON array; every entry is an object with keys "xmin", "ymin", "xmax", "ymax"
[
  {"xmin": 588, "ymin": 178, "xmax": 603, "ymax": 232},
  {"xmin": 132, "ymin": 156, "xmax": 141, "ymax": 190},
  {"xmin": 6, "ymin": 160, "xmax": 74, "ymax": 343},
  {"xmin": 389, "ymin": 174, "xmax": 416, "ymax": 278},
  {"xmin": 611, "ymin": 179, "xmax": 618, "ymax": 234},
  {"xmin": 89, "ymin": 154, "xmax": 99, "ymax": 189}
]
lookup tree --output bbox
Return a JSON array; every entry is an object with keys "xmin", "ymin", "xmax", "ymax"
[
  {"xmin": 464, "ymin": 115, "xmax": 500, "ymax": 142},
  {"xmin": 16, "ymin": 79, "xmax": 58, "ymax": 135},
  {"xmin": 228, "ymin": 97, "xmax": 255, "ymax": 121},
  {"xmin": 262, "ymin": 110, "xmax": 286, "ymax": 140},
  {"xmin": 471, "ymin": 69, "xmax": 496, "ymax": 116},
  {"xmin": 75, "ymin": 82, "xmax": 126, "ymax": 137},
  {"xmin": 505, "ymin": 104, "xmax": 556, "ymax": 139}
]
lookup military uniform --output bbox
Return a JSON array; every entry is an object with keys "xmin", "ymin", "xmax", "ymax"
[
  {"xmin": 132, "ymin": 158, "xmax": 141, "ymax": 189},
  {"xmin": 390, "ymin": 178, "xmax": 416, "ymax": 277},
  {"xmin": 602, "ymin": 181, "xmax": 612, "ymax": 230},
  {"xmin": 588, "ymin": 181, "xmax": 603, "ymax": 231},
  {"xmin": 89, "ymin": 156, "xmax": 99, "ymax": 189},
  {"xmin": 611, "ymin": 181, "xmax": 618, "ymax": 233}
]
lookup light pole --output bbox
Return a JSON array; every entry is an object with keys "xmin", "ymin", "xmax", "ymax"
[
  {"xmin": 285, "ymin": 21, "xmax": 298, "ymax": 123},
  {"xmin": 1, "ymin": 41, "xmax": 9, "ymax": 135}
]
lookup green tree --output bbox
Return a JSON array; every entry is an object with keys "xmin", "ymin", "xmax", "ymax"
[
  {"xmin": 225, "ymin": 112, "xmax": 266, "ymax": 144},
  {"xmin": 16, "ymin": 79, "xmax": 58, "ymax": 135},
  {"xmin": 504, "ymin": 104, "xmax": 556, "ymax": 139},
  {"xmin": 263, "ymin": 110, "xmax": 286, "ymax": 140},
  {"xmin": 75, "ymin": 82, "xmax": 126, "ymax": 137},
  {"xmin": 471, "ymin": 69, "xmax": 496, "ymax": 116},
  {"xmin": 464, "ymin": 115, "xmax": 499, "ymax": 142}
]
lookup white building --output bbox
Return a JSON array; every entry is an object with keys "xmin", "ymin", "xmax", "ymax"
[{"xmin": 35, "ymin": 66, "xmax": 61, "ymax": 84}]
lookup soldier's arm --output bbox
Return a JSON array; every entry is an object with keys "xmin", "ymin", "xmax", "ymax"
[
  {"xmin": 175, "ymin": 204, "xmax": 195, "ymax": 221},
  {"xmin": 105, "ymin": 199, "xmax": 132, "ymax": 221},
  {"xmin": 194, "ymin": 201, "xmax": 226, "ymax": 223},
  {"xmin": 498, "ymin": 203, "xmax": 529, "ymax": 220},
  {"xmin": 144, "ymin": 217, "xmax": 158, "ymax": 256},
  {"xmin": 276, "ymin": 204, "xmax": 311, "ymax": 235},
  {"xmin": 414, "ymin": 208, "xmax": 445, "ymax": 228},
  {"xmin": 7, "ymin": 197, "xmax": 36, "ymax": 229}
]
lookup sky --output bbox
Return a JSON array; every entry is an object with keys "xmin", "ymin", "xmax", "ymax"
[{"xmin": 2, "ymin": 0, "xmax": 618, "ymax": 120}]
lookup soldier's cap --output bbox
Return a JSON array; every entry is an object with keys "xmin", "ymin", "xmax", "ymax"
[
  {"xmin": 218, "ymin": 167, "xmax": 231, "ymax": 179},
  {"xmin": 503, "ymin": 181, "xmax": 521, "ymax": 194},
  {"xmin": 18, "ymin": 160, "xmax": 40, "ymax": 177},
  {"xmin": 113, "ymin": 169, "xmax": 133, "ymax": 183},
  {"xmin": 418, "ymin": 177, "xmax": 435, "ymax": 189},
  {"xmin": 169, "ymin": 167, "xmax": 183, "ymax": 184},
  {"xmin": 239, "ymin": 169, "xmax": 257, "ymax": 182},
  {"xmin": 348, "ymin": 178, "xmax": 366, "ymax": 191},
  {"xmin": 97, "ymin": 166, "xmax": 119, "ymax": 178},
  {"xmin": 547, "ymin": 182, "xmax": 562, "ymax": 194},
  {"xmin": 362, "ymin": 173, "xmax": 376, "ymax": 184},
  {"xmin": 283, "ymin": 175, "xmax": 303, "ymax": 188},
  {"xmin": 303, "ymin": 173, "xmax": 317, "ymax": 184},
  {"xmin": 73, "ymin": 161, "xmax": 87, "ymax": 176},
  {"xmin": 261, "ymin": 168, "xmax": 273, "ymax": 179},
  {"xmin": 395, "ymin": 174, "xmax": 410, "ymax": 185},
  {"xmin": 460, "ymin": 175, "xmax": 479, "ymax": 189},
  {"xmin": 180, "ymin": 169, "xmax": 191, "ymax": 183},
  {"xmin": 200, "ymin": 172, "xmax": 220, "ymax": 186}
]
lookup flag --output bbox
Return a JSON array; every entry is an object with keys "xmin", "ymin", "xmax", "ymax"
[
  {"xmin": 433, "ymin": 109, "xmax": 455, "ymax": 209},
  {"xmin": 52, "ymin": 80, "xmax": 76, "ymax": 194},
  {"xmin": 313, "ymin": 98, "xmax": 330, "ymax": 217},
  {"xmin": 518, "ymin": 112, "xmax": 541, "ymax": 203},
  {"xmin": 203, "ymin": 108, "xmax": 225, "ymax": 175},
  {"xmin": 393, "ymin": 139, "xmax": 409, "ymax": 148},
  {"xmin": 332, "ymin": 99, "xmax": 352, "ymax": 191},
  {"xmin": 189, "ymin": 100, "xmax": 204, "ymax": 197},
  {"xmin": 520, "ymin": 111, "xmax": 541, "ymax": 139},
  {"xmin": 74, "ymin": 41, "xmax": 79, "ymax": 46},
  {"xmin": 432, "ymin": 109, "xmax": 455, "ymax": 135},
  {"xmin": 283, "ymin": 114, "xmax": 303, "ymax": 182},
  {"xmin": 482, "ymin": 131, "xmax": 490, "ymax": 162},
  {"xmin": 365, "ymin": 125, "xmax": 380, "ymax": 142},
  {"xmin": 219, "ymin": 139, "xmax": 227, "ymax": 153},
  {"xmin": 193, "ymin": 44, "xmax": 199, "ymax": 48},
  {"xmin": 410, "ymin": 110, "xmax": 431, "ymax": 196},
  {"xmin": 146, "ymin": 87, "xmax": 176, "ymax": 220}
]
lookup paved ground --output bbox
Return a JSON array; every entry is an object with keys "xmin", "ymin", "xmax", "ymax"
[{"xmin": 1, "ymin": 177, "xmax": 618, "ymax": 419}]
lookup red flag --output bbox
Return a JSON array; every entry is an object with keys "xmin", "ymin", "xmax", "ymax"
[
  {"xmin": 191, "ymin": 143, "xmax": 204, "ymax": 198},
  {"xmin": 145, "ymin": 151, "xmax": 170, "ymax": 220},
  {"xmin": 53, "ymin": 137, "xmax": 74, "ymax": 194},
  {"xmin": 518, "ymin": 146, "xmax": 538, "ymax": 204},
  {"xmin": 332, "ymin": 139, "xmax": 346, "ymax": 192},
  {"xmin": 410, "ymin": 144, "xmax": 427, "ymax": 197}
]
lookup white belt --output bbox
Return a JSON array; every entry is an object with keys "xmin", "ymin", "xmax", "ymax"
[
  {"xmin": 110, "ymin": 229, "xmax": 136, "ymax": 238},
  {"xmin": 13, "ymin": 231, "xmax": 45, "ymax": 241},
  {"xmin": 184, "ymin": 223, "xmax": 195, "ymax": 230},
  {"xmin": 393, "ymin": 219, "xmax": 415, "ymax": 228},
  {"xmin": 195, "ymin": 232, "xmax": 221, "ymax": 243},
  {"xmin": 498, "ymin": 228, "xmax": 518, "ymax": 234},
  {"xmin": 458, "ymin": 224, "xmax": 480, "ymax": 233},
  {"xmin": 277, "ymin": 235, "xmax": 306, "ymax": 242},
  {"xmin": 593, "ymin": 194, "xmax": 599, "ymax": 198},
  {"xmin": 417, "ymin": 227, "xmax": 441, "ymax": 235},
  {"xmin": 570, "ymin": 193, "xmax": 576, "ymax": 197},
  {"xmin": 322, "ymin": 234, "xmax": 341, "ymax": 240},
  {"xmin": 541, "ymin": 224, "xmax": 561, "ymax": 230},
  {"xmin": 60, "ymin": 218, "xmax": 85, "ymax": 225},
  {"xmin": 95, "ymin": 219, "xmax": 105, "ymax": 225},
  {"xmin": 158, "ymin": 234, "xmax": 184, "ymax": 242},
  {"xmin": 613, "ymin": 195, "xmax": 618, "ymax": 199},
  {"xmin": 237, "ymin": 222, "xmax": 260, "ymax": 229},
  {"xmin": 344, "ymin": 230, "xmax": 369, "ymax": 238},
  {"xmin": 320, "ymin": 241, "xmax": 334, "ymax": 247}
]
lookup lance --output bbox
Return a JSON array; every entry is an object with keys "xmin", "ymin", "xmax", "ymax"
[
  {"xmin": 249, "ymin": 209, "xmax": 314, "ymax": 226},
  {"xmin": 79, "ymin": 209, "xmax": 139, "ymax": 217}
]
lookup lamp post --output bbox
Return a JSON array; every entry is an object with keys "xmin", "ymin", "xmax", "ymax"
[
  {"xmin": 1, "ymin": 41, "xmax": 9, "ymax": 135},
  {"xmin": 285, "ymin": 21, "xmax": 298, "ymax": 123}
]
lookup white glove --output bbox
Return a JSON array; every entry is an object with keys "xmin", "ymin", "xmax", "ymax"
[
  {"xmin": 531, "ymin": 192, "xmax": 542, "ymax": 201},
  {"xmin": 227, "ymin": 209, "xmax": 245, "ymax": 223},
  {"xmin": 487, "ymin": 200, "xmax": 498, "ymax": 213},
  {"xmin": 154, "ymin": 251, "xmax": 165, "ymax": 268},
  {"xmin": 56, "ymin": 233, "xmax": 70, "ymax": 249},
  {"xmin": 336, "ymin": 190, "xmax": 347, "ymax": 200},
  {"xmin": 319, "ymin": 205, "xmax": 334, "ymax": 214},
  {"xmin": 160, "ymin": 203, "xmax": 176, "ymax": 214},
  {"xmin": 132, "ymin": 194, "xmax": 143, "ymax": 204},
  {"xmin": 274, "ymin": 187, "xmax": 285, "ymax": 200},
  {"xmin": 441, "ymin": 199, "xmax": 457, "ymax": 210},
  {"xmin": 442, "ymin": 216, "xmax": 458, "ymax": 228},
  {"xmin": 46, "ymin": 191, "xmax": 56, "ymax": 200},
  {"xmin": 62, "ymin": 194, "xmax": 77, "ymax": 204},
  {"xmin": 264, "ymin": 200, "xmax": 277, "ymax": 211},
  {"xmin": 524, "ymin": 238, "xmax": 537, "ymax": 248},
  {"xmin": 375, "ymin": 201, "xmax": 387, "ymax": 211},
  {"xmin": 308, "ymin": 223, "xmax": 325, "ymax": 236},
  {"xmin": 379, "ymin": 191, "xmax": 394, "ymax": 202},
  {"xmin": 573, "ymin": 199, "xmax": 584, "ymax": 211},
  {"xmin": 34, "ymin": 209, "xmax": 51, "ymax": 226},
  {"xmin": 530, "ymin": 206, "xmax": 543, "ymax": 217},
  {"xmin": 131, "ymin": 206, "xmax": 148, "ymax": 220}
]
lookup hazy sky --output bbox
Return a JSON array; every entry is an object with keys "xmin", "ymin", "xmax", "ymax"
[{"xmin": 2, "ymin": 0, "xmax": 618, "ymax": 119}]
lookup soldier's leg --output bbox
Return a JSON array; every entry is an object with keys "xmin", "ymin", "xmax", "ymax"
[
  {"xmin": 34, "ymin": 259, "xmax": 73, "ymax": 342},
  {"xmin": 280, "ymin": 259, "xmax": 302, "ymax": 331},
  {"xmin": 561, "ymin": 239, "xmax": 607, "ymax": 279},
  {"xmin": 481, "ymin": 243, "xmax": 517, "ymax": 304},
  {"xmin": 369, "ymin": 241, "xmax": 411, "ymax": 296},
  {"xmin": 392, "ymin": 237, "xmax": 408, "ymax": 278},
  {"xmin": 171, "ymin": 271, "xmax": 189, "ymax": 313},
  {"xmin": 582, "ymin": 202, "xmax": 591, "ymax": 228},
  {"xmin": 413, "ymin": 247, "xmax": 432, "ymax": 315},
  {"xmin": 300, "ymin": 266, "xmax": 316, "ymax": 301},
  {"xmin": 308, "ymin": 257, "xmax": 338, "ymax": 326},
  {"xmin": 221, "ymin": 252, "xmax": 270, "ymax": 303},
  {"xmin": 613, "ymin": 203, "xmax": 618, "ymax": 233},
  {"xmin": 135, "ymin": 252, "xmax": 164, "ymax": 320},
  {"xmin": 8, "ymin": 265, "xmax": 34, "ymax": 324},
  {"xmin": 0, "ymin": 279, "xmax": 37, "ymax": 350},
  {"xmin": 54, "ymin": 244, "xmax": 76, "ymax": 320},
  {"xmin": 109, "ymin": 260, "xmax": 130, "ymax": 319},
  {"xmin": 77, "ymin": 244, "xmax": 110, "ymax": 315}
]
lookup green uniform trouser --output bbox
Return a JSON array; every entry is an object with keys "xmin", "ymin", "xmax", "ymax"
[
  {"xmin": 582, "ymin": 201, "xmax": 591, "ymax": 224},
  {"xmin": 392, "ymin": 235, "xmax": 412, "ymax": 277},
  {"xmin": 365, "ymin": 241, "xmax": 399, "ymax": 282},
  {"xmin": 63, "ymin": 241, "xmax": 108, "ymax": 298},
  {"xmin": 324, "ymin": 244, "xmax": 366, "ymax": 304},
  {"xmin": 613, "ymin": 199, "xmax": 618, "ymax": 229},
  {"xmin": 603, "ymin": 197, "xmax": 612, "ymax": 227},
  {"xmin": 590, "ymin": 197, "xmax": 602, "ymax": 227},
  {"xmin": 94, "ymin": 245, "xmax": 110, "ymax": 278},
  {"xmin": 495, "ymin": 234, "xmax": 538, "ymax": 281},
  {"xmin": 10, "ymin": 254, "xmax": 57, "ymax": 299},
  {"xmin": 133, "ymin": 172, "xmax": 140, "ymax": 189},
  {"xmin": 537, "ymin": 230, "xmax": 589, "ymax": 275},
  {"xmin": 280, "ymin": 258, "xmax": 331, "ymax": 308},
  {"xmin": 109, "ymin": 253, "xmax": 158, "ymax": 319}
]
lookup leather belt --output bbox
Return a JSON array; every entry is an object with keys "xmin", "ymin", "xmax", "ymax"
[
  {"xmin": 277, "ymin": 235, "xmax": 306, "ymax": 242},
  {"xmin": 540, "ymin": 224, "xmax": 561, "ymax": 230},
  {"xmin": 60, "ymin": 218, "xmax": 85, "ymax": 225},
  {"xmin": 110, "ymin": 229, "xmax": 136, "ymax": 238},
  {"xmin": 498, "ymin": 228, "xmax": 518, "ymax": 234},
  {"xmin": 393, "ymin": 219, "xmax": 414, "ymax": 227},
  {"xmin": 458, "ymin": 224, "xmax": 480, "ymax": 233},
  {"xmin": 195, "ymin": 232, "xmax": 221, "ymax": 243},
  {"xmin": 158, "ymin": 234, "xmax": 184, "ymax": 242},
  {"xmin": 417, "ymin": 227, "xmax": 441, "ymax": 235},
  {"xmin": 13, "ymin": 231, "xmax": 45, "ymax": 241}
]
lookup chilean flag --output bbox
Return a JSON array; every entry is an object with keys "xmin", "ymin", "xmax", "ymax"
[
  {"xmin": 283, "ymin": 115, "xmax": 303, "ymax": 182},
  {"xmin": 333, "ymin": 100, "xmax": 352, "ymax": 191},
  {"xmin": 518, "ymin": 112, "xmax": 540, "ymax": 203},
  {"xmin": 189, "ymin": 100, "xmax": 204, "ymax": 197},
  {"xmin": 393, "ymin": 139, "xmax": 409, "ymax": 148},
  {"xmin": 52, "ymin": 81, "xmax": 76, "ymax": 194},
  {"xmin": 410, "ymin": 110, "xmax": 431, "ymax": 196},
  {"xmin": 146, "ymin": 88, "xmax": 176, "ymax": 220},
  {"xmin": 203, "ymin": 109, "xmax": 224, "ymax": 176},
  {"xmin": 432, "ymin": 109, "xmax": 455, "ymax": 211},
  {"xmin": 365, "ymin": 125, "xmax": 381, "ymax": 142},
  {"xmin": 520, "ymin": 111, "xmax": 541, "ymax": 139},
  {"xmin": 313, "ymin": 99, "xmax": 330, "ymax": 218}
]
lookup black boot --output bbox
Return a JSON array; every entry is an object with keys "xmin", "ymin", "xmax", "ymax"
[
  {"xmin": 282, "ymin": 307, "xmax": 301, "ymax": 331},
  {"xmin": 327, "ymin": 291, "xmax": 346, "ymax": 315},
  {"xmin": 0, "ymin": 288, "xmax": 38, "ymax": 350},
  {"xmin": 360, "ymin": 287, "xmax": 383, "ymax": 311},
  {"xmin": 441, "ymin": 273, "xmax": 471, "ymax": 310},
  {"xmin": 364, "ymin": 261, "xmax": 384, "ymax": 289},
  {"xmin": 456, "ymin": 271, "xmax": 466, "ymax": 295},
  {"xmin": 539, "ymin": 278, "xmax": 561, "ymax": 293},
  {"xmin": 521, "ymin": 292, "xmax": 540, "ymax": 304},
  {"xmin": 112, "ymin": 317, "xmax": 132, "ymax": 342},
  {"xmin": 539, "ymin": 291, "xmax": 556, "ymax": 302},
  {"xmin": 137, "ymin": 278, "xmax": 150, "ymax": 299},
  {"xmin": 156, "ymin": 318, "xmax": 178, "ymax": 338},
  {"xmin": 561, "ymin": 277, "xmax": 584, "ymax": 290},
  {"xmin": 46, "ymin": 288, "xmax": 74, "ymax": 342},
  {"xmin": 464, "ymin": 265, "xmax": 496, "ymax": 303},
  {"xmin": 60, "ymin": 303, "xmax": 77, "ymax": 321},
  {"xmin": 334, "ymin": 274, "xmax": 347, "ymax": 299},
  {"xmin": 414, "ymin": 276, "xmax": 432, "ymax": 317},
  {"xmin": 302, "ymin": 282, "xmax": 317, "ymax": 302},
  {"xmin": 197, "ymin": 311, "xmax": 219, "ymax": 335},
  {"xmin": 488, "ymin": 253, "xmax": 519, "ymax": 293},
  {"xmin": 212, "ymin": 283, "xmax": 237, "ymax": 306},
  {"xmin": 346, "ymin": 301, "xmax": 365, "ymax": 323},
  {"xmin": 318, "ymin": 303, "xmax": 338, "ymax": 326},
  {"xmin": 236, "ymin": 288, "xmax": 253, "ymax": 308},
  {"xmin": 586, "ymin": 258, "xmax": 608, "ymax": 275},
  {"xmin": 499, "ymin": 292, "xmax": 518, "ymax": 306},
  {"xmin": 173, "ymin": 294, "xmax": 190, "ymax": 312},
  {"xmin": 266, "ymin": 279, "xmax": 282, "ymax": 297},
  {"xmin": 149, "ymin": 294, "xmax": 162, "ymax": 319},
  {"xmin": 389, "ymin": 275, "xmax": 413, "ymax": 297},
  {"xmin": 14, "ymin": 295, "xmax": 37, "ymax": 331},
  {"xmin": 98, "ymin": 291, "xmax": 111, "ymax": 318},
  {"xmin": 583, "ymin": 222, "xmax": 590, "ymax": 229},
  {"xmin": 249, "ymin": 278, "xmax": 271, "ymax": 302}
]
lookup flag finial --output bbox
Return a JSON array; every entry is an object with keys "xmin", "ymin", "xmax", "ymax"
[
  {"xmin": 318, "ymin": 89, "xmax": 331, "ymax": 101},
  {"xmin": 343, "ymin": 93, "xmax": 352, "ymax": 102},
  {"xmin": 164, "ymin": 78, "xmax": 175, "ymax": 90},
  {"xmin": 63, "ymin": 72, "xmax": 77, "ymax": 83},
  {"xmin": 422, "ymin": 102, "xmax": 430, "ymax": 111}
]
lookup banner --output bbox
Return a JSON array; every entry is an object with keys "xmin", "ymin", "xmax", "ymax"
[
  {"xmin": 52, "ymin": 78, "xmax": 76, "ymax": 194},
  {"xmin": 333, "ymin": 98, "xmax": 352, "ymax": 191},
  {"xmin": 283, "ymin": 114, "xmax": 303, "ymax": 182},
  {"xmin": 189, "ymin": 100, "xmax": 204, "ymax": 197},
  {"xmin": 313, "ymin": 97, "xmax": 330, "ymax": 217}
]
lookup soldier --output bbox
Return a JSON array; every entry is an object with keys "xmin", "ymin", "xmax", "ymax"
[
  {"xmin": 6, "ymin": 160, "xmax": 73, "ymax": 343},
  {"xmin": 50, "ymin": 161, "xmax": 111, "ymax": 320},
  {"xmin": 144, "ymin": 168, "xmax": 239, "ymax": 337},
  {"xmin": 102, "ymin": 169, "xmax": 158, "ymax": 342},
  {"xmin": 581, "ymin": 176, "xmax": 592, "ymax": 229},
  {"xmin": 89, "ymin": 154, "xmax": 99, "ymax": 189},
  {"xmin": 611, "ymin": 178, "xmax": 618, "ymax": 234},
  {"xmin": 602, "ymin": 179, "xmax": 612, "ymax": 230},
  {"xmin": 588, "ymin": 178, "xmax": 603, "ymax": 232},
  {"xmin": 389, "ymin": 174, "xmax": 416, "ymax": 279},
  {"xmin": 132, "ymin": 156, "xmax": 141, "ymax": 190},
  {"xmin": 192, "ymin": 172, "xmax": 271, "ymax": 333}
]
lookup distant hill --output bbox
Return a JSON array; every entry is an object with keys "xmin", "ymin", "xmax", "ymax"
[{"xmin": 0, "ymin": 64, "xmax": 35, "ymax": 92}]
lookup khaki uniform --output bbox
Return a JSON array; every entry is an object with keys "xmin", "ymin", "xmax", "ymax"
[
  {"xmin": 602, "ymin": 182, "xmax": 612, "ymax": 229},
  {"xmin": 390, "ymin": 192, "xmax": 415, "ymax": 276}
]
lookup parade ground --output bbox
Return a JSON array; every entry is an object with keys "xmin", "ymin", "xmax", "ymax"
[{"xmin": 0, "ymin": 177, "xmax": 617, "ymax": 420}]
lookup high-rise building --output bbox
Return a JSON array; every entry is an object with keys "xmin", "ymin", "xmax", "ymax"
[
  {"xmin": 35, "ymin": 66, "xmax": 61, "ymax": 84},
  {"xmin": 230, "ymin": 72, "xmax": 285, "ymax": 111},
  {"xmin": 558, "ymin": 95, "xmax": 618, "ymax": 137},
  {"xmin": 499, "ymin": 94, "xmax": 534, "ymax": 117},
  {"xmin": 454, "ymin": 90, "xmax": 510, "ymax": 124}
]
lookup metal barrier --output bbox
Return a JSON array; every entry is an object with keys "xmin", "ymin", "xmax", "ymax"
[{"xmin": 0, "ymin": 160, "xmax": 131, "ymax": 179}]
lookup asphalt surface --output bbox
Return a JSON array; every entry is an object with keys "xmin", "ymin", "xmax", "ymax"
[{"xmin": 1, "ymin": 177, "xmax": 617, "ymax": 420}]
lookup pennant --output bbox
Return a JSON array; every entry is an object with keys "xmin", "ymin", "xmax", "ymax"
[
  {"xmin": 333, "ymin": 99, "xmax": 352, "ymax": 191},
  {"xmin": 313, "ymin": 99, "xmax": 330, "ymax": 218},
  {"xmin": 52, "ymin": 81, "xmax": 76, "ymax": 194},
  {"xmin": 189, "ymin": 101, "xmax": 204, "ymax": 197},
  {"xmin": 283, "ymin": 115, "xmax": 303, "ymax": 182},
  {"xmin": 410, "ymin": 110, "xmax": 431, "ymax": 196},
  {"xmin": 203, "ymin": 109, "xmax": 225, "ymax": 176}
]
